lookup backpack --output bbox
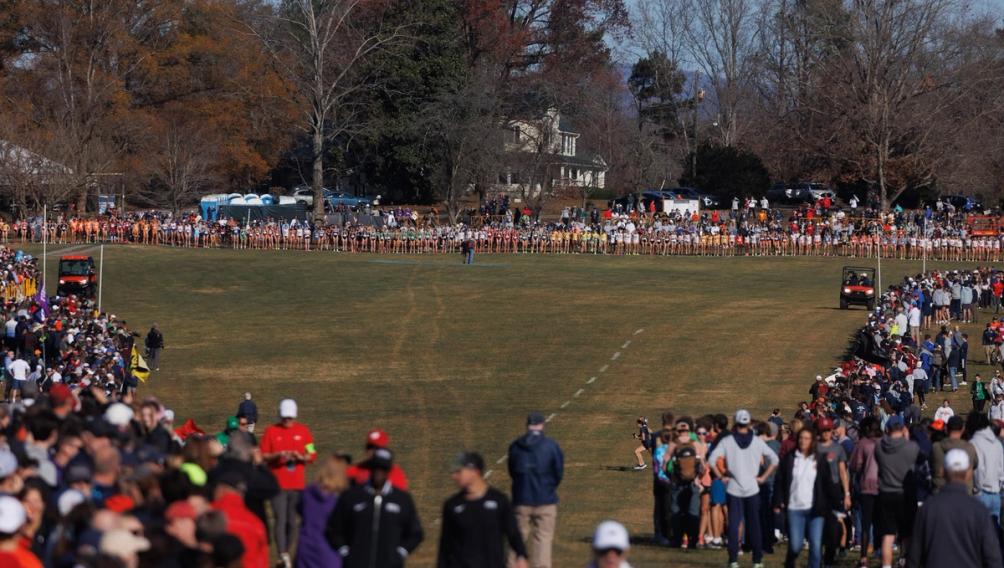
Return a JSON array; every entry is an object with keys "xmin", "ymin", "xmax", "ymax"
[
  {"xmin": 975, "ymin": 381, "xmax": 987, "ymax": 401},
  {"xmin": 671, "ymin": 445, "xmax": 699, "ymax": 483}
]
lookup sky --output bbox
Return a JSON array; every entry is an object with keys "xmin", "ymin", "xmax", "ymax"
[{"xmin": 616, "ymin": 0, "xmax": 1004, "ymax": 64}]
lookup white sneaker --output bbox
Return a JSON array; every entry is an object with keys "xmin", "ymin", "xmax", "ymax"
[
  {"xmin": 280, "ymin": 552, "xmax": 291, "ymax": 568},
  {"xmin": 633, "ymin": 463, "xmax": 648, "ymax": 470}
]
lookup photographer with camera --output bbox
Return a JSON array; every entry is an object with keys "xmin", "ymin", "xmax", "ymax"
[{"xmin": 632, "ymin": 416, "xmax": 651, "ymax": 471}]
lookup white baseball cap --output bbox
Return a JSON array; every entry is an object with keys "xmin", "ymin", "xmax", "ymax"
[
  {"xmin": 592, "ymin": 520, "xmax": 629, "ymax": 551},
  {"xmin": 279, "ymin": 399, "xmax": 298, "ymax": 419},
  {"xmin": 0, "ymin": 495, "xmax": 26, "ymax": 533},
  {"xmin": 57, "ymin": 489, "xmax": 86, "ymax": 516},
  {"xmin": 735, "ymin": 409, "xmax": 752, "ymax": 425},
  {"xmin": 0, "ymin": 450, "xmax": 16, "ymax": 478},
  {"xmin": 944, "ymin": 448, "xmax": 970, "ymax": 473},
  {"xmin": 104, "ymin": 403, "xmax": 134, "ymax": 428}
]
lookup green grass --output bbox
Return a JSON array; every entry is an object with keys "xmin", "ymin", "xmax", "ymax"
[{"xmin": 22, "ymin": 245, "xmax": 991, "ymax": 566}]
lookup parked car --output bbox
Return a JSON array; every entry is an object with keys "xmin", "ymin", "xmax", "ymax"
[
  {"xmin": 801, "ymin": 182, "xmax": 833, "ymax": 200},
  {"xmin": 766, "ymin": 183, "xmax": 814, "ymax": 205},
  {"xmin": 325, "ymin": 192, "xmax": 373, "ymax": 209},
  {"xmin": 291, "ymin": 186, "xmax": 333, "ymax": 206},
  {"xmin": 291, "ymin": 187, "xmax": 380, "ymax": 209}
]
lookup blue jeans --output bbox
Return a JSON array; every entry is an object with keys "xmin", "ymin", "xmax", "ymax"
[
  {"xmin": 465, "ymin": 249, "xmax": 474, "ymax": 264},
  {"xmin": 786, "ymin": 509, "xmax": 824, "ymax": 568},
  {"xmin": 727, "ymin": 493, "xmax": 762, "ymax": 563},
  {"xmin": 948, "ymin": 367, "xmax": 959, "ymax": 390},
  {"xmin": 978, "ymin": 491, "xmax": 1001, "ymax": 523}
]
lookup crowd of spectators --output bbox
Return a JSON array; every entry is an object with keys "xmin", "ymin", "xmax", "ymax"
[
  {"xmin": 4, "ymin": 235, "xmax": 1004, "ymax": 568},
  {"xmin": 638, "ymin": 266, "xmax": 1004, "ymax": 568}
]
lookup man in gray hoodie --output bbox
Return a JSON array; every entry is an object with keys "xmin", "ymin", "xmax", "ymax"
[
  {"xmin": 968, "ymin": 412, "xmax": 1004, "ymax": 524},
  {"xmin": 708, "ymin": 409, "xmax": 778, "ymax": 568},
  {"xmin": 874, "ymin": 415, "xmax": 920, "ymax": 568}
]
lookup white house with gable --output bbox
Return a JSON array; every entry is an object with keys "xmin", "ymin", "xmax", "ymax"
[{"xmin": 496, "ymin": 107, "xmax": 606, "ymax": 195}]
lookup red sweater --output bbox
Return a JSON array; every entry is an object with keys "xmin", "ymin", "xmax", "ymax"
[
  {"xmin": 213, "ymin": 492, "xmax": 268, "ymax": 568},
  {"xmin": 260, "ymin": 421, "xmax": 317, "ymax": 490}
]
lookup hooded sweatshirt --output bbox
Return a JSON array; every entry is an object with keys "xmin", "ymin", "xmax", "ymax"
[
  {"xmin": 874, "ymin": 435, "xmax": 919, "ymax": 494},
  {"xmin": 507, "ymin": 430, "xmax": 564, "ymax": 506},
  {"xmin": 971, "ymin": 427, "xmax": 1004, "ymax": 494},
  {"xmin": 708, "ymin": 428, "xmax": 779, "ymax": 498}
]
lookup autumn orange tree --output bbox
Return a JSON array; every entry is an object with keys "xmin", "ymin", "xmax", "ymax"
[{"xmin": 0, "ymin": 0, "xmax": 292, "ymax": 214}]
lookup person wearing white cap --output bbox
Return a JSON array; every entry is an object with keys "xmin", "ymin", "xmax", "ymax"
[
  {"xmin": 708, "ymin": 409, "xmax": 778, "ymax": 568},
  {"xmin": 0, "ymin": 494, "xmax": 41, "ymax": 565},
  {"xmin": 261, "ymin": 398, "xmax": 317, "ymax": 568},
  {"xmin": 907, "ymin": 448, "xmax": 1002, "ymax": 568},
  {"xmin": 588, "ymin": 520, "xmax": 631, "ymax": 568}
]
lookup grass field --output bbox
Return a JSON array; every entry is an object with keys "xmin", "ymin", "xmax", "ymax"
[{"xmin": 25, "ymin": 245, "xmax": 991, "ymax": 566}]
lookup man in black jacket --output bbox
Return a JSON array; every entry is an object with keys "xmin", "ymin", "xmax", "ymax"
[
  {"xmin": 145, "ymin": 323, "xmax": 164, "ymax": 371},
  {"xmin": 437, "ymin": 452, "xmax": 527, "ymax": 568},
  {"xmin": 908, "ymin": 448, "xmax": 1001, "ymax": 568},
  {"xmin": 326, "ymin": 448, "xmax": 423, "ymax": 568}
]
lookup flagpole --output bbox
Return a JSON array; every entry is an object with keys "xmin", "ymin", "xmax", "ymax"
[
  {"xmin": 98, "ymin": 244, "xmax": 104, "ymax": 314},
  {"xmin": 42, "ymin": 204, "xmax": 46, "ymax": 292}
]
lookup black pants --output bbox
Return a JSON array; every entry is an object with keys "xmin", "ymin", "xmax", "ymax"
[
  {"xmin": 653, "ymin": 481, "xmax": 671, "ymax": 541},
  {"xmin": 670, "ymin": 483, "xmax": 700, "ymax": 548},
  {"xmin": 975, "ymin": 398, "xmax": 987, "ymax": 412},
  {"xmin": 759, "ymin": 482, "xmax": 777, "ymax": 552},
  {"xmin": 859, "ymin": 493, "xmax": 877, "ymax": 553}
]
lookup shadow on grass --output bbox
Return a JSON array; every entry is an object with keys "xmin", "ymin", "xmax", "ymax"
[{"xmin": 601, "ymin": 465, "xmax": 642, "ymax": 472}]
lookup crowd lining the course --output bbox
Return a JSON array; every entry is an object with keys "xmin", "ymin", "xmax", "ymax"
[
  {"xmin": 0, "ymin": 242, "xmax": 1003, "ymax": 567},
  {"xmin": 6, "ymin": 205, "xmax": 1004, "ymax": 260}
]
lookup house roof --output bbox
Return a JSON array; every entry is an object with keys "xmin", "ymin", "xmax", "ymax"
[
  {"xmin": 552, "ymin": 152, "xmax": 607, "ymax": 170},
  {"xmin": 0, "ymin": 140, "xmax": 71, "ymax": 176}
]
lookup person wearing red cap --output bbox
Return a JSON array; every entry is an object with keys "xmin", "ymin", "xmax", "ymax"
[
  {"xmin": 346, "ymin": 429, "xmax": 410, "ymax": 490},
  {"xmin": 815, "ymin": 417, "xmax": 850, "ymax": 567}
]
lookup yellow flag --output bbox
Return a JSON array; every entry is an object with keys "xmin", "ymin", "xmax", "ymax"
[{"xmin": 131, "ymin": 345, "xmax": 151, "ymax": 383}]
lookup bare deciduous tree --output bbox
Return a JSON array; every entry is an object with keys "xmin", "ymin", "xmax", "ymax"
[{"xmin": 250, "ymin": 0, "xmax": 407, "ymax": 219}]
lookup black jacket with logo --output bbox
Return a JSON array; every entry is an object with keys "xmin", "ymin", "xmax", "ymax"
[
  {"xmin": 326, "ymin": 480, "xmax": 424, "ymax": 568},
  {"xmin": 437, "ymin": 486, "xmax": 526, "ymax": 568}
]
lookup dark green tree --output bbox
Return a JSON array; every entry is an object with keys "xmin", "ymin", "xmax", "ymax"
[
  {"xmin": 679, "ymin": 142, "xmax": 770, "ymax": 200},
  {"xmin": 349, "ymin": 0, "xmax": 468, "ymax": 203},
  {"xmin": 628, "ymin": 51, "xmax": 686, "ymax": 142}
]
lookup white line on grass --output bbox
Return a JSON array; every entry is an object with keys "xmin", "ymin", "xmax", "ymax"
[
  {"xmin": 561, "ymin": 400, "xmax": 570, "ymax": 408},
  {"xmin": 587, "ymin": 376, "xmax": 597, "ymax": 384},
  {"xmin": 634, "ymin": 328, "xmax": 645, "ymax": 335},
  {"xmin": 622, "ymin": 340, "xmax": 631, "ymax": 349},
  {"xmin": 574, "ymin": 389, "xmax": 584, "ymax": 397},
  {"xmin": 599, "ymin": 364, "xmax": 609, "ymax": 373},
  {"xmin": 546, "ymin": 413, "xmax": 557, "ymax": 422},
  {"xmin": 611, "ymin": 352, "xmax": 620, "ymax": 360},
  {"xmin": 496, "ymin": 455, "xmax": 508, "ymax": 464}
]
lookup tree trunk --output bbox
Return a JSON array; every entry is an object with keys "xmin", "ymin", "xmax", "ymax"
[
  {"xmin": 311, "ymin": 125, "xmax": 325, "ymax": 221},
  {"xmin": 76, "ymin": 185, "xmax": 88, "ymax": 214},
  {"xmin": 878, "ymin": 139, "xmax": 888, "ymax": 211}
]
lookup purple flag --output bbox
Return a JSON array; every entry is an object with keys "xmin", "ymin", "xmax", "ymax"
[{"xmin": 35, "ymin": 279, "xmax": 49, "ymax": 318}]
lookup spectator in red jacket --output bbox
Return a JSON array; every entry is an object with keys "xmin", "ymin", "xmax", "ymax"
[
  {"xmin": 261, "ymin": 399, "xmax": 317, "ymax": 568},
  {"xmin": 211, "ymin": 472, "xmax": 268, "ymax": 568},
  {"xmin": 347, "ymin": 429, "xmax": 410, "ymax": 490}
]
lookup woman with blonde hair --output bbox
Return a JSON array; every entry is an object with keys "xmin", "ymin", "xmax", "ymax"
[{"xmin": 295, "ymin": 453, "xmax": 349, "ymax": 568}]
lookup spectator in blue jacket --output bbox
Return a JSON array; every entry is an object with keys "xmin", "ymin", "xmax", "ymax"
[
  {"xmin": 507, "ymin": 411, "xmax": 564, "ymax": 568},
  {"xmin": 237, "ymin": 392, "xmax": 259, "ymax": 433}
]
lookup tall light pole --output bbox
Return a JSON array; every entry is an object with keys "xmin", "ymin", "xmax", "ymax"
[{"xmin": 691, "ymin": 89, "xmax": 705, "ymax": 183}]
